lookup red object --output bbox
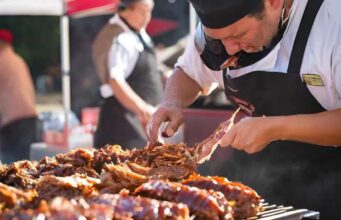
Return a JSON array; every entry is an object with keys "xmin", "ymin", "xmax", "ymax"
[
  {"xmin": 66, "ymin": 0, "xmax": 119, "ymax": 16},
  {"xmin": 147, "ymin": 18, "xmax": 179, "ymax": 37},
  {"xmin": 66, "ymin": 0, "xmax": 178, "ymax": 37},
  {"xmin": 81, "ymin": 107, "xmax": 100, "ymax": 126},
  {"xmin": 0, "ymin": 29, "xmax": 13, "ymax": 43}
]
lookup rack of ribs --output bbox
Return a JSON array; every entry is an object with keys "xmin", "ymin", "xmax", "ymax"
[
  {"xmin": 182, "ymin": 174, "xmax": 261, "ymax": 218},
  {"xmin": 134, "ymin": 180, "xmax": 234, "ymax": 220}
]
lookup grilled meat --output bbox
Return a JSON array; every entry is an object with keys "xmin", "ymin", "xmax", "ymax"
[
  {"xmin": 131, "ymin": 144, "xmax": 196, "ymax": 170},
  {"xmin": 0, "ymin": 161, "xmax": 39, "ymax": 190},
  {"xmin": 0, "ymin": 197, "xmax": 85, "ymax": 220},
  {"xmin": 37, "ymin": 149, "xmax": 99, "ymax": 178},
  {"xmin": 0, "ymin": 144, "xmax": 262, "ymax": 219},
  {"xmin": 36, "ymin": 174, "xmax": 100, "ymax": 201},
  {"xmin": 135, "ymin": 180, "xmax": 233, "ymax": 220},
  {"xmin": 88, "ymin": 192, "xmax": 190, "ymax": 220},
  {"xmin": 99, "ymin": 163, "xmax": 148, "ymax": 193},
  {"xmin": 92, "ymin": 145, "xmax": 132, "ymax": 172},
  {"xmin": 0, "ymin": 182, "xmax": 36, "ymax": 210},
  {"xmin": 182, "ymin": 175, "xmax": 261, "ymax": 218}
]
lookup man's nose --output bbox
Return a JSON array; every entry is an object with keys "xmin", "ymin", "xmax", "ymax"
[{"xmin": 222, "ymin": 39, "xmax": 241, "ymax": 55}]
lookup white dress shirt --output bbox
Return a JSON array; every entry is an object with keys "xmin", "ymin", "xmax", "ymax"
[
  {"xmin": 176, "ymin": 0, "xmax": 341, "ymax": 110},
  {"xmin": 100, "ymin": 14, "xmax": 152, "ymax": 98}
]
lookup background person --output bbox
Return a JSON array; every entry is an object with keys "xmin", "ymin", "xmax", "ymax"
[
  {"xmin": 92, "ymin": 0, "xmax": 164, "ymax": 149},
  {"xmin": 0, "ymin": 29, "xmax": 37, "ymax": 163}
]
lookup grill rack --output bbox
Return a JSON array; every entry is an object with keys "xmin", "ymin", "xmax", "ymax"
[{"xmin": 244, "ymin": 202, "xmax": 320, "ymax": 220}]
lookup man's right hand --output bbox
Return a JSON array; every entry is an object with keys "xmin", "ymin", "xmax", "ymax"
[{"xmin": 147, "ymin": 101, "xmax": 184, "ymax": 147}]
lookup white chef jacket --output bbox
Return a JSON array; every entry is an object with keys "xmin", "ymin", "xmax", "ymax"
[
  {"xmin": 176, "ymin": 0, "xmax": 341, "ymax": 110},
  {"xmin": 100, "ymin": 14, "xmax": 152, "ymax": 98}
]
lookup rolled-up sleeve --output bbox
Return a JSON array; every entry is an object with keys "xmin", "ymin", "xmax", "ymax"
[
  {"xmin": 332, "ymin": 26, "xmax": 341, "ymax": 104},
  {"xmin": 175, "ymin": 35, "xmax": 224, "ymax": 95},
  {"xmin": 108, "ymin": 33, "xmax": 139, "ymax": 81},
  {"xmin": 108, "ymin": 43, "xmax": 129, "ymax": 81}
]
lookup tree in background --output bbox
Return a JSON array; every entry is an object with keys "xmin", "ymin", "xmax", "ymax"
[{"xmin": 0, "ymin": 16, "xmax": 60, "ymax": 89}]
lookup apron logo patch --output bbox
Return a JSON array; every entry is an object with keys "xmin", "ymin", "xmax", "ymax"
[{"xmin": 302, "ymin": 74, "xmax": 324, "ymax": 87}]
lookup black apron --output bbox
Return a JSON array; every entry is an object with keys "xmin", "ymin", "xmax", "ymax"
[
  {"xmin": 94, "ymin": 36, "xmax": 163, "ymax": 149},
  {"xmin": 0, "ymin": 117, "xmax": 37, "ymax": 163},
  {"xmin": 221, "ymin": 0, "xmax": 341, "ymax": 218}
]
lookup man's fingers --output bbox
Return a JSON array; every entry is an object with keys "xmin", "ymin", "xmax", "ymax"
[
  {"xmin": 146, "ymin": 110, "xmax": 168, "ymax": 146},
  {"xmin": 220, "ymin": 127, "xmax": 236, "ymax": 147},
  {"xmin": 162, "ymin": 114, "xmax": 183, "ymax": 138}
]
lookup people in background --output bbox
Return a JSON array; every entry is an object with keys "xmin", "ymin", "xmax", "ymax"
[
  {"xmin": 92, "ymin": 0, "xmax": 164, "ymax": 149},
  {"xmin": 0, "ymin": 29, "xmax": 37, "ymax": 163}
]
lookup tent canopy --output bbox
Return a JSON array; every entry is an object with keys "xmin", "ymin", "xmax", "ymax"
[{"xmin": 0, "ymin": 0, "xmax": 119, "ymax": 17}]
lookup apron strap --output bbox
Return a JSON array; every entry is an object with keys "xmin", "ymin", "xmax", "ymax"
[{"xmin": 287, "ymin": 0, "xmax": 324, "ymax": 73}]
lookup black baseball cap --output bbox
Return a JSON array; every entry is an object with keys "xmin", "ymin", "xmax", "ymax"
[{"xmin": 189, "ymin": 0, "xmax": 262, "ymax": 29}]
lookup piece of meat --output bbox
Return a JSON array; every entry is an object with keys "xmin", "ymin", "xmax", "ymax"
[
  {"xmin": 130, "ymin": 144, "xmax": 197, "ymax": 180},
  {"xmin": 0, "ymin": 161, "xmax": 39, "ymax": 190},
  {"xmin": 0, "ymin": 182, "xmax": 37, "ymax": 210},
  {"xmin": 99, "ymin": 164, "xmax": 148, "ymax": 194},
  {"xmin": 134, "ymin": 180, "xmax": 233, "ymax": 220},
  {"xmin": 182, "ymin": 175, "xmax": 261, "ymax": 218},
  {"xmin": 37, "ymin": 149, "xmax": 98, "ymax": 178},
  {"xmin": 36, "ymin": 174, "xmax": 100, "ymax": 201},
  {"xmin": 88, "ymin": 192, "xmax": 190, "ymax": 220},
  {"xmin": 55, "ymin": 148, "xmax": 94, "ymax": 167},
  {"xmin": 0, "ymin": 197, "xmax": 85, "ymax": 220},
  {"xmin": 92, "ymin": 145, "xmax": 132, "ymax": 173}
]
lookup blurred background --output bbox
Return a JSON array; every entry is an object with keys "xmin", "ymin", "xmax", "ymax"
[
  {"xmin": 0, "ymin": 0, "xmax": 190, "ymax": 115},
  {"xmin": 0, "ymin": 0, "xmax": 232, "ymax": 166}
]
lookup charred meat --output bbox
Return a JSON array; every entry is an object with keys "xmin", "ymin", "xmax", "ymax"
[
  {"xmin": 182, "ymin": 175, "xmax": 261, "ymax": 218},
  {"xmin": 135, "ymin": 180, "xmax": 233, "ymax": 220},
  {"xmin": 36, "ymin": 174, "xmax": 100, "ymax": 201}
]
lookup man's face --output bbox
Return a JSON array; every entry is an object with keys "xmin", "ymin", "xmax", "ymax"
[
  {"xmin": 204, "ymin": 0, "xmax": 282, "ymax": 56},
  {"xmin": 126, "ymin": 1, "xmax": 153, "ymax": 31}
]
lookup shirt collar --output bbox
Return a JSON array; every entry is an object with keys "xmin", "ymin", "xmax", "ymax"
[
  {"xmin": 108, "ymin": 14, "xmax": 148, "ymax": 36},
  {"xmin": 108, "ymin": 14, "xmax": 133, "ymax": 33}
]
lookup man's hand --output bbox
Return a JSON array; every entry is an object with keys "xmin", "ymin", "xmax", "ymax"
[
  {"xmin": 220, "ymin": 116, "xmax": 281, "ymax": 154},
  {"xmin": 147, "ymin": 101, "xmax": 184, "ymax": 146},
  {"xmin": 136, "ymin": 103, "xmax": 156, "ymax": 133}
]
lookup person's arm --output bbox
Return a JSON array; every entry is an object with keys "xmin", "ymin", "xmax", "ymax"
[
  {"xmin": 280, "ymin": 109, "xmax": 341, "ymax": 146},
  {"xmin": 147, "ymin": 32, "xmax": 223, "ymax": 146},
  {"xmin": 147, "ymin": 67, "xmax": 202, "ymax": 145},
  {"xmin": 109, "ymin": 78, "xmax": 155, "ymax": 128},
  {"xmin": 220, "ymin": 109, "xmax": 341, "ymax": 154}
]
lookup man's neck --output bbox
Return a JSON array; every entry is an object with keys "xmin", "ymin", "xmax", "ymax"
[{"xmin": 119, "ymin": 14, "xmax": 139, "ymax": 32}]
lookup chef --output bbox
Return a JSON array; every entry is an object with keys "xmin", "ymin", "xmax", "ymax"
[
  {"xmin": 92, "ymin": 0, "xmax": 164, "ymax": 149},
  {"xmin": 147, "ymin": 0, "xmax": 341, "ymax": 218}
]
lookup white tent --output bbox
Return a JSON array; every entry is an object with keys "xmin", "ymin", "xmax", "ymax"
[{"xmin": 0, "ymin": 0, "xmax": 64, "ymax": 16}]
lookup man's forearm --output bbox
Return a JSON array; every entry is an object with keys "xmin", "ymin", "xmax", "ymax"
[
  {"xmin": 163, "ymin": 67, "xmax": 202, "ymax": 108},
  {"xmin": 276, "ymin": 109, "xmax": 341, "ymax": 146}
]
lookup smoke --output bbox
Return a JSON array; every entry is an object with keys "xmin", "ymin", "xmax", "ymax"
[{"xmin": 198, "ymin": 140, "xmax": 341, "ymax": 218}]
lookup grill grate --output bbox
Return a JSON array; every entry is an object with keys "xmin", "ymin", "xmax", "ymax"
[{"xmin": 244, "ymin": 202, "xmax": 320, "ymax": 220}]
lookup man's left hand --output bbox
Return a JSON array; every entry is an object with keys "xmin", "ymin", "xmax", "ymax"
[{"xmin": 220, "ymin": 116, "xmax": 281, "ymax": 154}]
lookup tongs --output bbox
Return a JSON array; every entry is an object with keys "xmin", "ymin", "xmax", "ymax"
[{"xmin": 194, "ymin": 108, "xmax": 240, "ymax": 164}]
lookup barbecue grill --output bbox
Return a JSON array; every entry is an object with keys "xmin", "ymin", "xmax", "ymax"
[{"xmin": 244, "ymin": 202, "xmax": 320, "ymax": 220}]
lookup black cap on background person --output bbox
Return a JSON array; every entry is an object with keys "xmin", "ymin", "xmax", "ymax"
[{"xmin": 188, "ymin": 0, "xmax": 263, "ymax": 28}]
